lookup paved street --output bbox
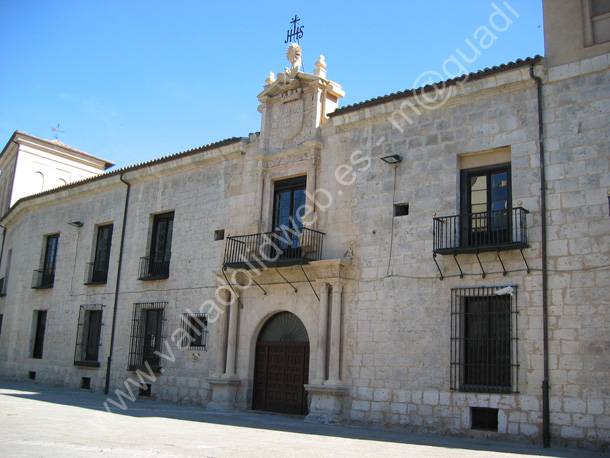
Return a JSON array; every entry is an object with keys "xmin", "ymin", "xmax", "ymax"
[{"xmin": 0, "ymin": 380, "xmax": 606, "ymax": 458}]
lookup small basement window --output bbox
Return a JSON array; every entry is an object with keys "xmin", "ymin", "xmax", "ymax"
[
  {"xmin": 394, "ymin": 203, "xmax": 409, "ymax": 217},
  {"xmin": 81, "ymin": 377, "xmax": 91, "ymax": 390},
  {"xmin": 139, "ymin": 384, "xmax": 152, "ymax": 397},
  {"xmin": 471, "ymin": 407, "xmax": 499, "ymax": 431},
  {"xmin": 214, "ymin": 229, "xmax": 225, "ymax": 241},
  {"xmin": 28, "ymin": 371, "xmax": 36, "ymax": 380}
]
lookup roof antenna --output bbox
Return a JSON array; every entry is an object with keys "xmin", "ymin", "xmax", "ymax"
[{"xmin": 51, "ymin": 124, "xmax": 65, "ymax": 140}]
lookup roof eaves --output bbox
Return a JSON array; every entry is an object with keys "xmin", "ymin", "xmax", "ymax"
[
  {"xmin": 1, "ymin": 131, "xmax": 116, "ymax": 169},
  {"xmin": 329, "ymin": 56, "xmax": 542, "ymax": 118},
  {"xmin": 1, "ymin": 135, "xmax": 247, "ymax": 222}
]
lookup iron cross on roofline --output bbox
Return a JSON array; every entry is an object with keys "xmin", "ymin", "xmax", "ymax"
[{"xmin": 284, "ymin": 15, "xmax": 304, "ymax": 44}]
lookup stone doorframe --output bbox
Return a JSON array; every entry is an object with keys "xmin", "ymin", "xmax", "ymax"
[{"xmin": 207, "ymin": 259, "xmax": 349, "ymax": 417}]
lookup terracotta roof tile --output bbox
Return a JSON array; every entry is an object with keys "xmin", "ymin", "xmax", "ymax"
[{"xmin": 329, "ymin": 56, "xmax": 542, "ymax": 117}]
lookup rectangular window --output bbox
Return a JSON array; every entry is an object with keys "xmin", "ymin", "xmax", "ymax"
[
  {"xmin": 585, "ymin": 0, "xmax": 610, "ymax": 45},
  {"xmin": 43, "ymin": 235, "xmax": 59, "ymax": 284},
  {"xmin": 460, "ymin": 164, "xmax": 511, "ymax": 249},
  {"xmin": 394, "ymin": 203, "xmax": 409, "ymax": 217},
  {"xmin": 32, "ymin": 310, "xmax": 47, "ymax": 359},
  {"xmin": 0, "ymin": 250, "xmax": 11, "ymax": 296},
  {"xmin": 0, "ymin": 313, "xmax": 3, "ymax": 339},
  {"xmin": 86, "ymin": 224, "xmax": 113, "ymax": 284},
  {"xmin": 450, "ymin": 287, "xmax": 518, "ymax": 393},
  {"xmin": 272, "ymin": 176, "xmax": 306, "ymax": 260},
  {"xmin": 471, "ymin": 407, "xmax": 499, "ymax": 431},
  {"xmin": 32, "ymin": 235, "xmax": 59, "ymax": 288},
  {"xmin": 181, "ymin": 313, "xmax": 208, "ymax": 349},
  {"xmin": 128, "ymin": 302, "xmax": 166, "ymax": 371},
  {"xmin": 74, "ymin": 304, "xmax": 104, "ymax": 367},
  {"xmin": 139, "ymin": 213, "xmax": 173, "ymax": 280}
]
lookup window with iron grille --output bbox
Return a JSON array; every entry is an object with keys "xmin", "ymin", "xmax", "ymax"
[
  {"xmin": 74, "ymin": 304, "xmax": 104, "ymax": 367},
  {"xmin": 128, "ymin": 302, "xmax": 167, "ymax": 372},
  {"xmin": 181, "ymin": 313, "xmax": 208, "ymax": 350},
  {"xmin": 450, "ymin": 287, "xmax": 519, "ymax": 393}
]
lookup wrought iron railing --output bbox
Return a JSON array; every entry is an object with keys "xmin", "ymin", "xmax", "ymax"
[
  {"xmin": 433, "ymin": 208, "xmax": 528, "ymax": 254},
  {"xmin": 84, "ymin": 262, "xmax": 109, "ymax": 285},
  {"xmin": 223, "ymin": 227, "xmax": 324, "ymax": 269},
  {"xmin": 138, "ymin": 255, "xmax": 171, "ymax": 280},
  {"xmin": 0, "ymin": 277, "xmax": 6, "ymax": 297},
  {"xmin": 32, "ymin": 268, "xmax": 55, "ymax": 289}
]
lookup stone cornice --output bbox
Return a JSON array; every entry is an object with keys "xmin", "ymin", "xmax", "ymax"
[{"xmin": 253, "ymin": 140, "xmax": 323, "ymax": 164}]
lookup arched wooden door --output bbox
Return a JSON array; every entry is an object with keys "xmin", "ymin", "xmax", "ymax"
[{"xmin": 252, "ymin": 312, "xmax": 309, "ymax": 415}]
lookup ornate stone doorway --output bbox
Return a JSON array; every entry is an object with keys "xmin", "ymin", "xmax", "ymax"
[{"xmin": 252, "ymin": 312, "xmax": 309, "ymax": 415}]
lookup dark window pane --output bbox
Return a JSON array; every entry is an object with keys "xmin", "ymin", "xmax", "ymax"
[
  {"xmin": 142, "ymin": 309, "xmax": 163, "ymax": 367},
  {"xmin": 463, "ymin": 165, "xmax": 511, "ymax": 248},
  {"xmin": 92, "ymin": 225, "xmax": 113, "ymax": 283},
  {"xmin": 85, "ymin": 310, "xmax": 102, "ymax": 361},
  {"xmin": 148, "ymin": 213, "xmax": 174, "ymax": 277},
  {"xmin": 32, "ymin": 311, "xmax": 47, "ymax": 359},
  {"xmin": 42, "ymin": 235, "xmax": 59, "ymax": 286},
  {"xmin": 592, "ymin": 0, "xmax": 610, "ymax": 16}
]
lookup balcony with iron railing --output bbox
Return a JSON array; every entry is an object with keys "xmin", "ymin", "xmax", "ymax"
[
  {"xmin": 138, "ymin": 255, "xmax": 171, "ymax": 280},
  {"xmin": 84, "ymin": 262, "xmax": 109, "ymax": 285},
  {"xmin": 32, "ymin": 268, "xmax": 55, "ymax": 289},
  {"xmin": 433, "ymin": 207, "xmax": 529, "ymax": 255},
  {"xmin": 223, "ymin": 227, "xmax": 324, "ymax": 269}
]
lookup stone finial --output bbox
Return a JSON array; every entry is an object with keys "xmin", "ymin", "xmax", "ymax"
[
  {"xmin": 314, "ymin": 55, "xmax": 327, "ymax": 78},
  {"xmin": 265, "ymin": 72, "xmax": 276, "ymax": 84},
  {"xmin": 286, "ymin": 43, "xmax": 302, "ymax": 69},
  {"xmin": 278, "ymin": 43, "xmax": 302, "ymax": 84}
]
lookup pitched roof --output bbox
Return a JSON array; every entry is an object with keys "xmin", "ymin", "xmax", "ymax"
[
  {"xmin": 1, "ymin": 135, "xmax": 248, "ymax": 221},
  {"xmin": 329, "ymin": 56, "xmax": 542, "ymax": 117},
  {"xmin": 0, "ymin": 130, "xmax": 115, "ymax": 169}
]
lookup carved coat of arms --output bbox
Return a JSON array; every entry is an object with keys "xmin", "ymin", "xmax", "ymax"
[{"xmin": 278, "ymin": 98, "xmax": 304, "ymax": 140}]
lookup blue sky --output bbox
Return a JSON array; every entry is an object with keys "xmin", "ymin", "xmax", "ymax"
[{"xmin": 0, "ymin": 1, "xmax": 544, "ymax": 169}]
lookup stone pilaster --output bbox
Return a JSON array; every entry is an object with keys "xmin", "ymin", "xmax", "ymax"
[
  {"xmin": 326, "ymin": 282, "xmax": 343, "ymax": 385},
  {"xmin": 313, "ymin": 281, "xmax": 330, "ymax": 384}
]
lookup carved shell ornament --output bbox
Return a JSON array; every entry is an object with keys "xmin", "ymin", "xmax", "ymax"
[
  {"xmin": 276, "ymin": 44, "xmax": 302, "ymax": 84},
  {"xmin": 286, "ymin": 43, "xmax": 302, "ymax": 67}
]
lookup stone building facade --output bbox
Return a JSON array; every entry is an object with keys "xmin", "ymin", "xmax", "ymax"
[{"xmin": 0, "ymin": 1, "xmax": 608, "ymax": 451}]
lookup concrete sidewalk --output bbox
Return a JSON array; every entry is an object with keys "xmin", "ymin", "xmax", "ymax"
[{"xmin": 0, "ymin": 380, "xmax": 605, "ymax": 458}]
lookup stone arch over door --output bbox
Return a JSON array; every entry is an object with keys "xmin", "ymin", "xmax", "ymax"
[{"xmin": 252, "ymin": 311, "xmax": 310, "ymax": 415}]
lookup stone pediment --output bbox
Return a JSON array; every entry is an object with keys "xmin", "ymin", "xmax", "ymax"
[
  {"xmin": 257, "ymin": 72, "xmax": 340, "ymax": 101},
  {"xmin": 257, "ymin": 47, "xmax": 344, "ymax": 153}
]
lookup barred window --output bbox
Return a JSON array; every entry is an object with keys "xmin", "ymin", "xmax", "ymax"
[
  {"xmin": 128, "ymin": 302, "xmax": 167, "ymax": 372},
  {"xmin": 74, "ymin": 304, "xmax": 104, "ymax": 367},
  {"xmin": 450, "ymin": 286, "xmax": 519, "ymax": 393},
  {"xmin": 181, "ymin": 313, "xmax": 208, "ymax": 350}
]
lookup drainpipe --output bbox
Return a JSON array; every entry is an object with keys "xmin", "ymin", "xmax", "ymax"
[
  {"xmin": 104, "ymin": 172, "xmax": 131, "ymax": 394},
  {"xmin": 0, "ymin": 225, "xmax": 6, "ymax": 274},
  {"xmin": 530, "ymin": 62, "xmax": 550, "ymax": 448}
]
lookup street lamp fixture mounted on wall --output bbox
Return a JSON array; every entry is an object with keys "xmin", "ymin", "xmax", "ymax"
[
  {"xmin": 380, "ymin": 154, "xmax": 402, "ymax": 164},
  {"xmin": 68, "ymin": 221, "xmax": 84, "ymax": 227}
]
